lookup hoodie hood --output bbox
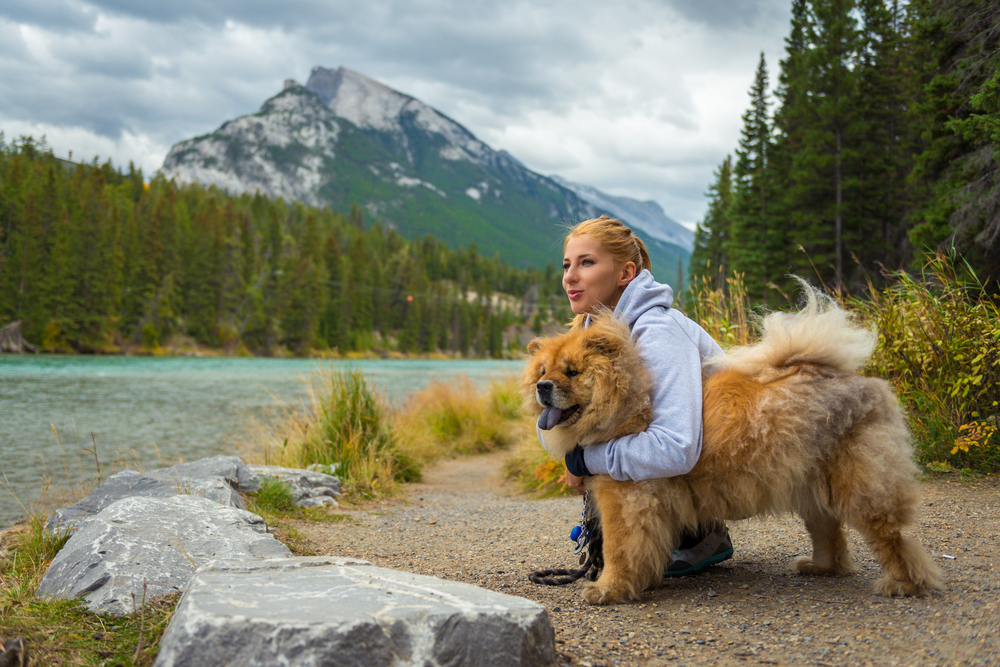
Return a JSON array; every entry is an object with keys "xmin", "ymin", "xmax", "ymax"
[{"xmin": 613, "ymin": 269, "xmax": 673, "ymax": 327}]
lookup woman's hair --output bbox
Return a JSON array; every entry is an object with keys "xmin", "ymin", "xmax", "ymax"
[
  {"xmin": 564, "ymin": 215, "xmax": 650, "ymax": 273},
  {"xmin": 563, "ymin": 215, "xmax": 650, "ymax": 328}
]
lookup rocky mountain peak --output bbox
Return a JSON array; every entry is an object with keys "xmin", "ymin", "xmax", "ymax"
[
  {"xmin": 306, "ymin": 67, "xmax": 413, "ymax": 132},
  {"xmin": 305, "ymin": 66, "xmax": 484, "ymax": 162}
]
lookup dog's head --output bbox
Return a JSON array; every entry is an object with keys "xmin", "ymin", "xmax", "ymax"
[{"xmin": 520, "ymin": 310, "xmax": 650, "ymax": 457}]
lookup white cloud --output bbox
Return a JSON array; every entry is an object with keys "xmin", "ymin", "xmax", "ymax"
[
  {"xmin": 0, "ymin": 0, "xmax": 792, "ymax": 227},
  {"xmin": 0, "ymin": 118, "xmax": 168, "ymax": 173}
]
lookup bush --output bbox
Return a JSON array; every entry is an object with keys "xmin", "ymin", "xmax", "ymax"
[
  {"xmin": 502, "ymin": 437, "xmax": 574, "ymax": 497},
  {"xmin": 855, "ymin": 253, "xmax": 1000, "ymax": 473},
  {"xmin": 250, "ymin": 477, "xmax": 297, "ymax": 513}
]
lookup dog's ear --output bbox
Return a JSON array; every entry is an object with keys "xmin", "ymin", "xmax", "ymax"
[{"xmin": 527, "ymin": 339, "xmax": 544, "ymax": 356}]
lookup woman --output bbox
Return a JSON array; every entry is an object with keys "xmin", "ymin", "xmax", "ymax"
[{"xmin": 554, "ymin": 215, "xmax": 733, "ymax": 575}]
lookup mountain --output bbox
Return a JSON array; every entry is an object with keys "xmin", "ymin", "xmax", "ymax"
[
  {"xmin": 160, "ymin": 66, "xmax": 689, "ymax": 275},
  {"xmin": 548, "ymin": 176, "xmax": 694, "ymax": 253}
]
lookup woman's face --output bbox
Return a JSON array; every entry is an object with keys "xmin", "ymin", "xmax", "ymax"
[{"xmin": 562, "ymin": 234, "xmax": 634, "ymax": 315}]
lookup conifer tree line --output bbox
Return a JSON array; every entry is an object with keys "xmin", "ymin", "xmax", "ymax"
[
  {"xmin": 0, "ymin": 136, "xmax": 568, "ymax": 357},
  {"xmin": 689, "ymin": 0, "xmax": 1000, "ymax": 303}
]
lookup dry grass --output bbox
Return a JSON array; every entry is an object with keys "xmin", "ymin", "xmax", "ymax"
[{"xmin": 393, "ymin": 375, "xmax": 529, "ymax": 464}]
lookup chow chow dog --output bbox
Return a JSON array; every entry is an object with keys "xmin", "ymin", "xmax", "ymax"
[{"xmin": 522, "ymin": 286, "xmax": 943, "ymax": 605}]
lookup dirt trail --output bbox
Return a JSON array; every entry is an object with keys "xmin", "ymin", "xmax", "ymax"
[{"xmin": 294, "ymin": 453, "xmax": 1000, "ymax": 666}]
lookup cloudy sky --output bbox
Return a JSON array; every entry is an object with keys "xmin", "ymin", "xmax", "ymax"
[{"xmin": 1, "ymin": 0, "xmax": 792, "ymax": 229}]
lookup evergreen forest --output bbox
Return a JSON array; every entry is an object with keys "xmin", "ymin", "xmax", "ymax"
[
  {"xmin": 0, "ymin": 137, "xmax": 568, "ymax": 357},
  {"xmin": 689, "ymin": 0, "xmax": 1000, "ymax": 302}
]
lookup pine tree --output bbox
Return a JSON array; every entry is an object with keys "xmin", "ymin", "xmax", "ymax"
[
  {"xmin": 689, "ymin": 156, "xmax": 734, "ymax": 291},
  {"xmin": 908, "ymin": 0, "xmax": 1000, "ymax": 283},
  {"xmin": 728, "ymin": 54, "xmax": 786, "ymax": 303},
  {"xmin": 849, "ymin": 0, "xmax": 916, "ymax": 281}
]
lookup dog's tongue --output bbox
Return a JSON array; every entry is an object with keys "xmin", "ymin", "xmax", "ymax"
[{"xmin": 537, "ymin": 406, "xmax": 563, "ymax": 431}]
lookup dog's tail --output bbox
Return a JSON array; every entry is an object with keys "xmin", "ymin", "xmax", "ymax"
[{"xmin": 712, "ymin": 278, "xmax": 877, "ymax": 376}]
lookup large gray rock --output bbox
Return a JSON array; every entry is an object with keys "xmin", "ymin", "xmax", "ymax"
[
  {"xmin": 154, "ymin": 557, "xmax": 556, "ymax": 667},
  {"xmin": 44, "ymin": 455, "xmax": 251, "ymax": 535},
  {"xmin": 147, "ymin": 454, "xmax": 257, "ymax": 490},
  {"xmin": 244, "ymin": 464, "xmax": 341, "ymax": 507},
  {"xmin": 37, "ymin": 495, "xmax": 290, "ymax": 615}
]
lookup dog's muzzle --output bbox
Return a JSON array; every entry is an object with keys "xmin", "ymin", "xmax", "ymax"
[{"xmin": 536, "ymin": 380, "xmax": 554, "ymax": 406}]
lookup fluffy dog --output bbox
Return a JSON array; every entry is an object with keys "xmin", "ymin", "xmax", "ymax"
[{"xmin": 522, "ymin": 287, "xmax": 943, "ymax": 605}]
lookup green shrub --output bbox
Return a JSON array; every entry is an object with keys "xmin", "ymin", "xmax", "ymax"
[{"xmin": 854, "ymin": 253, "xmax": 1000, "ymax": 473}]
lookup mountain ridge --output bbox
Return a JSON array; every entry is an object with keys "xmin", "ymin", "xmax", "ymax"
[{"xmin": 161, "ymin": 66, "xmax": 690, "ymax": 273}]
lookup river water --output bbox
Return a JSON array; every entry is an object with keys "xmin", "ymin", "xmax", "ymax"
[{"xmin": 0, "ymin": 355, "xmax": 522, "ymax": 529}]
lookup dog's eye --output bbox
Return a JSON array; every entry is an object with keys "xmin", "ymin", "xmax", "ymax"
[{"xmin": 566, "ymin": 369, "xmax": 579, "ymax": 378}]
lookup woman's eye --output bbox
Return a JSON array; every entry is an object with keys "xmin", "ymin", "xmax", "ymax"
[{"xmin": 582, "ymin": 259, "xmax": 594, "ymax": 266}]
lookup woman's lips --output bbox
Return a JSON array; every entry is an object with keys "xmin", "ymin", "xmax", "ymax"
[{"xmin": 567, "ymin": 290, "xmax": 582, "ymax": 300}]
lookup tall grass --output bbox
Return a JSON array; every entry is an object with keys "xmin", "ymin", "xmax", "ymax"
[
  {"xmin": 688, "ymin": 255, "xmax": 1000, "ymax": 474},
  {"xmin": 251, "ymin": 369, "xmax": 419, "ymax": 498},
  {"xmin": 680, "ymin": 270, "xmax": 755, "ymax": 347},
  {"xmin": 247, "ymin": 370, "xmax": 532, "ymax": 498}
]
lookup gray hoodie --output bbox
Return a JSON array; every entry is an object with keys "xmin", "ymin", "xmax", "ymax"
[{"xmin": 580, "ymin": 269, "xmax": 723, "ymax": 480}]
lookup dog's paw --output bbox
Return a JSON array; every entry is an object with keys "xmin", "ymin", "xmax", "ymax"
[
  {"xmin": 874, "ymin": 576, "xmax": 926, "ymax": 598},
  {"xmin": 792, "ymin": 555, "xmax": 857, "ymax": 576},
  {"xmin": 581, "ymin": 580, "xmax": 625, "ymax": 605},
  {"xmin": 793, "ymin": 556, "xmax": 832, "ymax": 576}
]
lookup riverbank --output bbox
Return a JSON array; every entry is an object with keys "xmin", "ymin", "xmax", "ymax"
[
  {"xmin": 290, "ymin": 451, "xmax": 999, "ymax": 667},
  {"xmin": 3, "ymin": 450, "xmax": 998, "ymax": 666}
]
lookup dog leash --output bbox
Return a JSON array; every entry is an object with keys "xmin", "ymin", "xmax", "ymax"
[{"xmin": 528, "ymin": 491, "xmax": 604, "ymax": 586}]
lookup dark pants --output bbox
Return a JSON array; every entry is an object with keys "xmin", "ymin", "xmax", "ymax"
[{"xmin": 677, "ymin": 523, "xmax": 724, "ymax": 550}]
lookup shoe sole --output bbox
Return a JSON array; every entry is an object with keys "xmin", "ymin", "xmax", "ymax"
[{"xmin": 664, "ymin": 547, "xmax": 734, "ymax": 577}]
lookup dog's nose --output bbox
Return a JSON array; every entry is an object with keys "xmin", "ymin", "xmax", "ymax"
[{"xmin": 536, "ymin": 380, "xmax": 554, "ymax": 404}]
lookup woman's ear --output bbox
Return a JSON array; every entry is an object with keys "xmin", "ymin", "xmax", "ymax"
[{"xmin": 618, "ymin": 261, "xmax": 637, "ymax": 285}]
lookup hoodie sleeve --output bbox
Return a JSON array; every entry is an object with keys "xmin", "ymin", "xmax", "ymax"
[{"xmin": 581, "ymin": 307, "xmax": 722, "ymax": 481}]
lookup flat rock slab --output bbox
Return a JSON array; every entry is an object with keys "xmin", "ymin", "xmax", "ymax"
[
  {"xmin": 154, "ymin": 557, "xmax": 556, "ymax": 667},
  {"xmin": 37, "ymin": 495, "xmax": 290, "ymax": 616}
]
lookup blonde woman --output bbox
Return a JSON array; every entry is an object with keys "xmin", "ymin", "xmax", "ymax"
[{"xmin": 545, "ymin": 215, "xmax": 734, "ymax": 574}]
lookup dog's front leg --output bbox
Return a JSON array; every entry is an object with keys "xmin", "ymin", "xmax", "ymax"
[{"xmin": 582, "ymin": 477, "xmax": 669, "ymax": 605}]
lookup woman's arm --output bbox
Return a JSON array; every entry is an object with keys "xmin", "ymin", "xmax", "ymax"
[{"xmin": 579, "ymin": 308, "xmax": 721, "ymax": 481}]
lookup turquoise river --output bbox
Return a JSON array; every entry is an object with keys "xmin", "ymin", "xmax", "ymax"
[{"xmin": 0, "ymin": 355, "xmax": 522, "ymax": 529}]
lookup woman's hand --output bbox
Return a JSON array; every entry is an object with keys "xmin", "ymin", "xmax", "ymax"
[{"xmin": 564, "ymin": 467, "xmax": 587, "ymax": 494}]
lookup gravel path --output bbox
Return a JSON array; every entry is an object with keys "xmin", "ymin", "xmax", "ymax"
[{"xmin": 291, "ymin": 451, "xmax": 999, "ymax": 667}]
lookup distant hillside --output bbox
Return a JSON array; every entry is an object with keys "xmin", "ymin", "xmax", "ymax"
[{"xmin": 161, "ymin": 66, "xmax": 689, "ymax": 276}]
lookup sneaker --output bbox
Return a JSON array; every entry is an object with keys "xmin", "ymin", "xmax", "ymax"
[{"xmin": 665, "ymin": 527, "xmax": 734, "ymax": 576}]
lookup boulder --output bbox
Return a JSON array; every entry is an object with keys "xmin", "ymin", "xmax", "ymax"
[
  {"xmin": 244, "ymin": 464, "xmax": 341, "ymax": 507},
  {"xmin": 36, "ymin": 495, "xmax": 290, "ymax": 615},
  {"xmin": 154, "ymin": 557, "xmax": 556, "ymax": 667},
  {"xmin": 44, "ymin": 455, "xmax": 251, "ymax": 535}
]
